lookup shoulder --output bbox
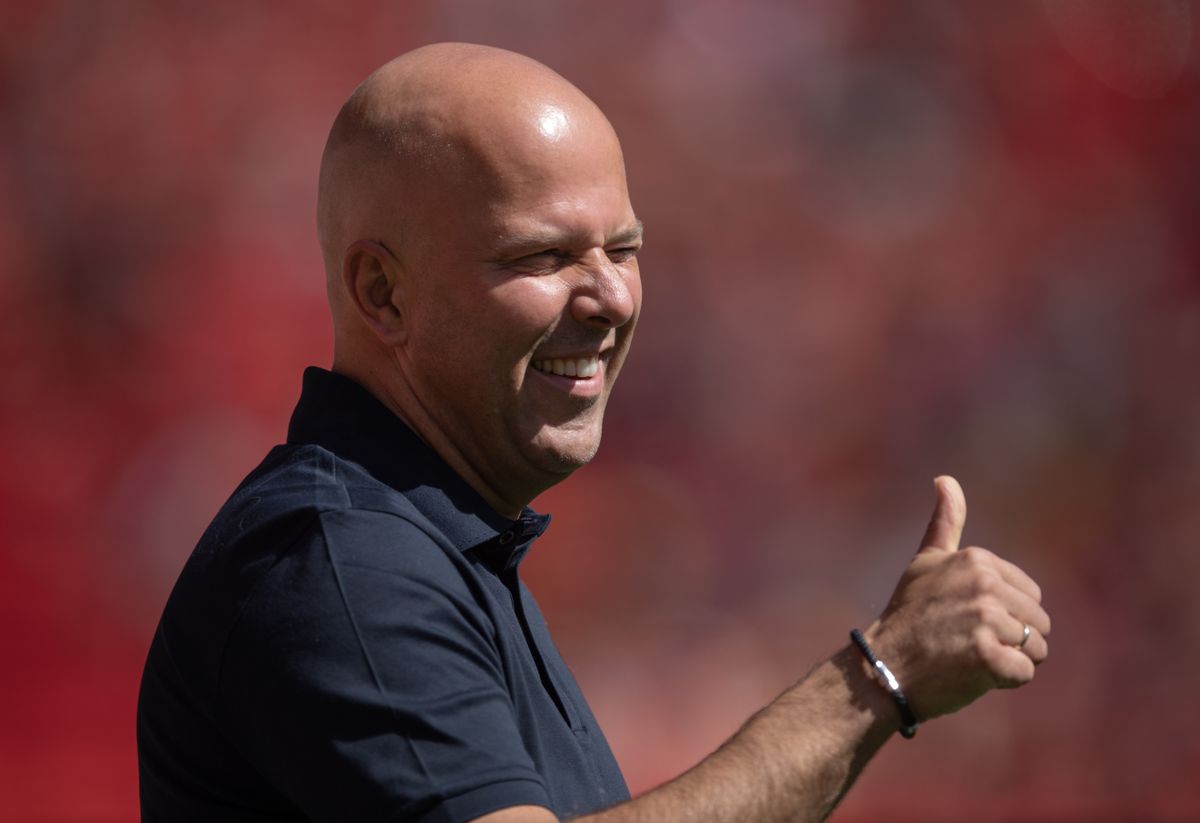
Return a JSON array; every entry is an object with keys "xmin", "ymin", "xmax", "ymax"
[
  {"xmin": 209, "ymin": 442, "xmax": 432, "ymax": 546},
  {"xmin": 153, "ymin": 443, "xmax": 484, "ymax": 704},
  {"xmin": 194, "ymin": 442, "xmax": 487, "ymax": 620},
  {"xmin": 217, "ymin": 464, "xmax": 506, "ymax": 712},
  {"xmin": 205, "ymin": 441, "xmax": 479, "ymax": 565}
]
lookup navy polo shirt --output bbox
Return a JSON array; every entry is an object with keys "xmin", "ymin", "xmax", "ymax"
[{"xmin": 137, "ymin": 367, "xmax": 629, "ymax": 822}]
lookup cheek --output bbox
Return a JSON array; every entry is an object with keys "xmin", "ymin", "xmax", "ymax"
[
  {"xmin": 410, "ymin": 275, "xmax": 570, "ymax": 391},
  {"xmin": 405, "ymin": 294, "xmax": 493, "ymax": 397},
  {"xmin": 487, "ymin": 279, "xmax": 571, "ymax": 342},
  {"xmin": 411, "ymin": 291, "xmax": 548, "ymax": 395}
]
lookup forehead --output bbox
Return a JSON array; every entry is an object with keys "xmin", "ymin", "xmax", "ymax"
[
  {"xmin": 481, "ymin": 103, "xmax": 627, "ymax": 192},
  {"xmin": 396, "ymin": 87, "xmax": 636, "ymax": 259},
  {"xmin": 472, "ymin": 121, "xmax": 636, "ymax": 249},
  {"xmin": 486, "ymin": 184, "xmax": 638, "ymax": 251}
]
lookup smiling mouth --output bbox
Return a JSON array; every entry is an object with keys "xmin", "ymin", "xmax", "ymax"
[{"xmin": 531, "ymin": 355, "xmax": 599, "ymax": 378}]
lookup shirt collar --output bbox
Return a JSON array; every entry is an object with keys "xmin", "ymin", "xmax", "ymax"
[{"xmin": 286, "ymin": 367, "xmax": 550, "ymax": 566}]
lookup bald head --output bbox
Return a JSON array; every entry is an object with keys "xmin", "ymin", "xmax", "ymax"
[
  {"xmin": 314, "ymin": 43, "xmax": 641, "ymax": 516},
  {"xmin": 317, "ymin": 43, "xmax": 622, "ymax": 315}
]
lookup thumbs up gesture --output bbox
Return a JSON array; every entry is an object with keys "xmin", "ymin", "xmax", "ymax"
[{"xmin": 860, "ymin": 476, "xmax": 1051, "ymax": 723}]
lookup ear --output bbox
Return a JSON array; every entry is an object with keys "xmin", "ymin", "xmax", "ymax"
[{"xmin": 342, "ymin": 239, "xmax": 407, "ymax": 345}]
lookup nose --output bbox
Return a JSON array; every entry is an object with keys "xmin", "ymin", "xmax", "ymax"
[{"xmin": 570, "ymin": 252, "xmax": 638, "ymax": 330}]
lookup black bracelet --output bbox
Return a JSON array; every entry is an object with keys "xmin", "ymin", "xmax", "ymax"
[{"xmin": 849, "ymin": 629, "xmax": 919, "ymax": 739}]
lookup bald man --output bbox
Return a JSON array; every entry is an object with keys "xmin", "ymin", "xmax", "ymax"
[{"xmin": 137, "ymin": 44, "xmax": 1050, "ymax": 823}]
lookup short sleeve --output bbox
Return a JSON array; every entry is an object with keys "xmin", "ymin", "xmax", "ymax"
[{"xmin": 217, "ymin": 509, "xmax": 551, "ymax": 823}]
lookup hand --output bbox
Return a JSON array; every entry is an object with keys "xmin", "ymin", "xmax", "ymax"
[{"xmin": 863, "ymin": 476, "xmax": 1051, "ymax": 723}]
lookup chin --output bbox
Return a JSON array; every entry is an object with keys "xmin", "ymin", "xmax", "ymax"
[{"xmin": 529, "ymin": 427, "xmax": 603, "ymax": 475}]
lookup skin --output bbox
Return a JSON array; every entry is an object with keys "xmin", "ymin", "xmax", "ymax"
[
  {"xmin": 319, "ymin": 43, "xmax": 641, "ymax": 518},
  {"xmin": 317, "ymin": 44, "xmax": 1051, "ymax": 823}
]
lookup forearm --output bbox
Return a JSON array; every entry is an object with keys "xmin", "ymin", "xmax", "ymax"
[{"xmin": 577, "ymin": 645, "xmax": 896, "ymax": 823}]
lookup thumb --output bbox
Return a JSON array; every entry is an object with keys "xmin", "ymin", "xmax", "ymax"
[{"xmin": 918, "ymin": 475, "xmax": 966, "ymax": 554}]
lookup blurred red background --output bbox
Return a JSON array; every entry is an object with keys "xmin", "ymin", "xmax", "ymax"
[{"xmin": 2, "ymin": 1, "xmax": 1199, "ymax": 820}]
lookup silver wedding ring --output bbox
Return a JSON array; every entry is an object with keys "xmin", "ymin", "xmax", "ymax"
[{"xmin": 1018, "ymin": 623, "xmax": 1031, "ymax": 649}]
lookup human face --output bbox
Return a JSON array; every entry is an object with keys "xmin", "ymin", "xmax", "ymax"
[{"xmin": 396, "ymin": 110, "xmax": 642, "ymax": 510}]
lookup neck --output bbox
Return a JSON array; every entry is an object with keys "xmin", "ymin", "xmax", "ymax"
[{"xmin": 331, "ymin": 354, "xmax": 534, "ymax": 520}]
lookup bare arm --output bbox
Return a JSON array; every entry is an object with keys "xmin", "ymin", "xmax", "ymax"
[{"xmin": 472, "ymin": 476, "xmax": 1051, "ymax": 823}]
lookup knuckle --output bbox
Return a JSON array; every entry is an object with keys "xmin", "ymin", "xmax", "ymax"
[
  {"xmin": 971, "ymin": 625, "xmax": 993, "ymax": 656},
  {"xmin": 976, "ymin": 596, "xmax": 1008, "ymax": 625},
  {"xmin": 960, "ymin": 546, "xmax": 992, "ymax": 567},
  {"xmin": 976, "ymin": 603, "xmax": 1006, "ymax": 627},
  {"xmin": 971, "ymin": 571, "xmax": 998, "ymax": 596}
]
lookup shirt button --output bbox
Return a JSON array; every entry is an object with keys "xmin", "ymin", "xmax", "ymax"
[{"xmin": 498, "ymin": 531, "xmax": 515, "ymax": 545}]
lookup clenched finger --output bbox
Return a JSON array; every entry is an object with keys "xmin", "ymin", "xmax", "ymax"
[
  {"xmin": 980, "ymin": 638, "xmax": 1037, "ymax": 688},
  {"xmin": 986, "ymin": 578, "xmax": 1052, "ymax": 638},
  {"xmin": 959, "ymin": 546, "xmax": 1043, "ymax": 605},
  {"xmin": 998, "ymin": 614, "xmax": 1049, "ymax": 665}
]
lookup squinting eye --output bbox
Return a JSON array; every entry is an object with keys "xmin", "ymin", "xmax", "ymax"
[
  {"xmin": 515, "ymin": 250, "xmax": 569, "ymax": 271},
  {"xmin": 607, "ymin": 247, "xmax": 640, "ymax": 263}
]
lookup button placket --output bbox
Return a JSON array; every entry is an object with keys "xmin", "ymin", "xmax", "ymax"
[{"xmin": 491, "ymin": 515, "xmax": 578, "ymax": 729}]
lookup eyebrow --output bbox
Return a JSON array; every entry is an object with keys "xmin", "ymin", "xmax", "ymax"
[{"xmin": 608, "ymin": 219, "xmax": 645, "ymax": 246}]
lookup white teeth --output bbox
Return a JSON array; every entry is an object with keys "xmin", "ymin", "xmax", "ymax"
[{"xmin": 533, "ymin": 356, "xmax": 600, "ymax": 379}]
